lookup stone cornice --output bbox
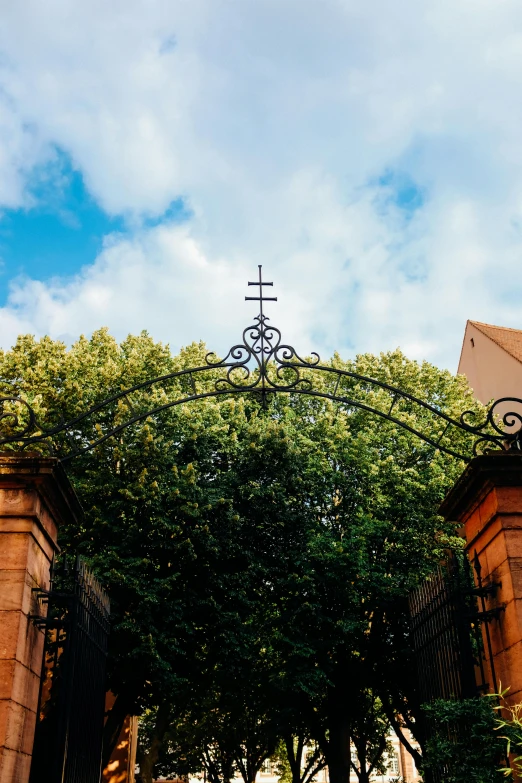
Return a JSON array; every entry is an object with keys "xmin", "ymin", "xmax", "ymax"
[
  {"xmin": 0, "ymin": 452, "xmax": 83, "ymax": 532},
  {"xmin": 440, "ymin": 452, "xmax": 522, "ymax": 522}
]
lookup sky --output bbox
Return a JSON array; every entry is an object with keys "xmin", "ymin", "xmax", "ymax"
[{"xmin": 1, "ymin": 0, "xmax": 522, "ymax": 370}]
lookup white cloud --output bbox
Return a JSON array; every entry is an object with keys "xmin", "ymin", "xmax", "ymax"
[{"xmin": 2, "ymin": 0, "xmax": 522, "ymax": 368}]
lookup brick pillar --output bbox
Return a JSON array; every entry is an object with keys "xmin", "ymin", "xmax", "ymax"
[
  {"xmin": 440, "ymin": 452, "xmax": 522, "ymax": 705},
  {"xmin": 0, "ymin": 453, "xmax": 82, "ymax": 783}
]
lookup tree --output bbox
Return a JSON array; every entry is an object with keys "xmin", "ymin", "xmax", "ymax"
[
  {"xmin": 272, "ymin": 737, "xmax": 325, "ymax": 783},
  {"xmin": 0, "ymin": 333, "xmax": 485, "ymax": 782}
]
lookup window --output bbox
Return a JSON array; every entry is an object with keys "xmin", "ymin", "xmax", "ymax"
[
  {"xmin": 261, "ymin": 759, "xmax": 273, "ymax": 775},
  {"xmin": 387, "ymin": 752, "xmax": 400, "ymax": 774}
]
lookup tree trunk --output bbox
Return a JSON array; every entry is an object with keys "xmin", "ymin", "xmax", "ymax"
[
  {"xmin": 325, "ymin": 689, "xmax": 352, "ymax": 783},
  {"xmin": 136, "ymin": 701, "xmax": 171, "ymax": 783},
  {"xmin": 203, "ymin": 750, "xmax": 222, "ymax": 783},
  {"xmin": 284, "ymin": 734, "xmax": 304, "ymax": 783},
  {"xmin": 203, "ymin": 745, "xmax": 235, "ymax": 783},
  {"xmin": 221, "ymin": 753, "xmax": 236, "ymax": 783},
  {"xmin": 383, "ymin": 707, "xmax": 424, "ymax": 770},
  {"xmin": 351, "ymin": 744, "xmax": 369, "ymax": 783}
]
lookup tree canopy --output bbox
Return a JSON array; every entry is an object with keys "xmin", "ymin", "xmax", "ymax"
[{"xmin": 0, "ymin": 329, "xmax": 485, "ymax": 783}]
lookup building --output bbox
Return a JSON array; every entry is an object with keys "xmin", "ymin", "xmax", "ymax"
[
  {"xmin": 458, "ymin": 320, "xmax": 522, "ymax": 405},
  {"xmin": 162, "ymin": 734, "xmax": 421, "ymax": 783}
]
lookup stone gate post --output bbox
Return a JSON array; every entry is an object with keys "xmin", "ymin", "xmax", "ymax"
[
  {"xmin": 0, "ymin": 453, "xmax": 82, "ymax": 783},
  {"xmin": 440, "ymin": 452, "xmax": 522, "ymax": 705}
]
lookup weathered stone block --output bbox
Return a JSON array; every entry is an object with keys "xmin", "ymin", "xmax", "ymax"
[
  {"xmin": 0, "ymin": 743, "xmax": 32, "ymax": 783},
  {"xmin": 0, "ymin": 572, "xmax": 25, "ymax": 612},
  {"xmin": 0, "ymin": 700, "xmax": 36, "ymax": 755},
  {"xmin": 0, "ymin": 660, "xmax": 40, "ymax": 712},
  {"xmin": 475, "ymin": 526, "xmax": 508, "ymax": 574},
  {"xmin": 0, "ymin": 533, "xmax": 30, "ymax": 572},
  {"xmin": 495, "ymin": 486, "xmax": 522, "ymax": 515}
]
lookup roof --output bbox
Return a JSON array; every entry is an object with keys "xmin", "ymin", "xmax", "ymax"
[{"xmin": 470, "ymin": 320, "xmax": 522, "ymax": 364}]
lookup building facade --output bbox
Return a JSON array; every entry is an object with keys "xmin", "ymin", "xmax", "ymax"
[
  {"xmin": 154, "ymin": 734, "xmax": 421, "ymax": 783},
  {"xmin": 458, "ymin": 320, "xmax": 522, "ymax": 404}
]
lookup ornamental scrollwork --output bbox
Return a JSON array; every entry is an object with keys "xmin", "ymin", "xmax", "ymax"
[
  {"xmin": 0, "ymin": 396, "xmax": 55, "ymax": 453},
  {"xmin": 460, "ymin": 398, "xmax": 522, "ymax": 456},
  {"xmin": 0, "ymin": 266, "xmax": 519, "ymax": 462},
  {"xmin": 205, "ymin": 313, "xmax": 320, "ymax": 394}
]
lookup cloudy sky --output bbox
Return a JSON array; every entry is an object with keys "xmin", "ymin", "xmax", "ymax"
[{"xmin": 1, "ymin": 0, "xmax": 522, "ymax": 369}]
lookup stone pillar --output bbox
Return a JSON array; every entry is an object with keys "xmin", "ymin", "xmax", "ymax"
[
  {"xmin": 0, "ymin": 454, "xmax": 82, "ymax": 783},
  {"xmin": 440, "ymin": 452, "xmax": 522, "ymax": 705}
]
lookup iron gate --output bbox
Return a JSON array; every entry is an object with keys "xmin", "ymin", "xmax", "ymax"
[
  {"xmin": 408, "ymin": 551, "xmax": 500, "ymax": 782},
  {"xmin": 29, "ymin": 556, "xmax": 111, "ymax": 783},
  {"xmin": 408, "ymin": 552, "xmax": 485, "ymax": 705}
]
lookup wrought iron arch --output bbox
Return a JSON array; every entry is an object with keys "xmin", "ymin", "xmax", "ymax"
[{"xmin": 0, "ymin": 266, "xmax": 519, "ymax": 463}]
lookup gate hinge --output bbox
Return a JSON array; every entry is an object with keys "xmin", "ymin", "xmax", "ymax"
[
  {"xmin": 28, "ymin": 614, "xmax": 67, "ymax": 629},
  {"xmin": 475, "ymin": 605, "xmax": 506, "ymax": 623},
  {"xmin": 470, "ymin": 581, "xmax": 501, "ymax": 599}
]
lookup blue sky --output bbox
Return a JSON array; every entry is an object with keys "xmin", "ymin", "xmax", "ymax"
[
  {"xmin": 0, "ymin": 149, "xmax": 190, "ymax": 300},
  {"xmin": 0, "ymin": 155, "xmax": 124, "ymax": 297},
  {"xmin": 1, "ymin": 0, "xmax": 522, "ymax": 368}
]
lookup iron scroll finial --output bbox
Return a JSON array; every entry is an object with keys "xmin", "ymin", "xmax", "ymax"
[
  {"xmin": 244, "ymin": 265, "xmax": 278, "ymax": 403},
  {"xmin": 205, "ymin": 265, "xmax": 319, "ymax": 403}
]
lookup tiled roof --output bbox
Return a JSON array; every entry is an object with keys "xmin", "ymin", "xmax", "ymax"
[{"xmin": 471, "ymin": 320, "xmax": 522, "ymax": 364}]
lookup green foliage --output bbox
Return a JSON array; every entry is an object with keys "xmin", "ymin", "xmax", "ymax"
[
  {"xmin": 492, "ymin": 687, "xmax": 522, "ymax": 777},
  {"xmin": 274, "ymin": 736, "xmax": 325, "ymax": 783},
  {"xmin": 272, "ymin": 739, "xmax": 293, "ymax": 783},
  {"xmin": 423, "ymin": 698, "xmax": 505, "ymax": 783},
  {"xmin": 0, "ymin": 331, "xmax": 487, "ymax": 781}
]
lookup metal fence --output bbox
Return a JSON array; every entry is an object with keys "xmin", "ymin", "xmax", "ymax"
[
  {"xmin": 408, "ymin": 552, "xmax": 485, "ymax": 705},
  {"xmin": 29, "ymin": 556, "xmax": 111, "ymax": 783},
  {"xmin": 408, "ymin": 551, "xmax": 494, "ymax": 783}
]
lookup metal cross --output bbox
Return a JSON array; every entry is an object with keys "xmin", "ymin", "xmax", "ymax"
[
  {"xmin": 245, "ymin": 265, "xmax": 277, "ymax": 403},
  {"xmin": 245, "ymin": 265, "xmax": 277, "ymax": 322}
]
